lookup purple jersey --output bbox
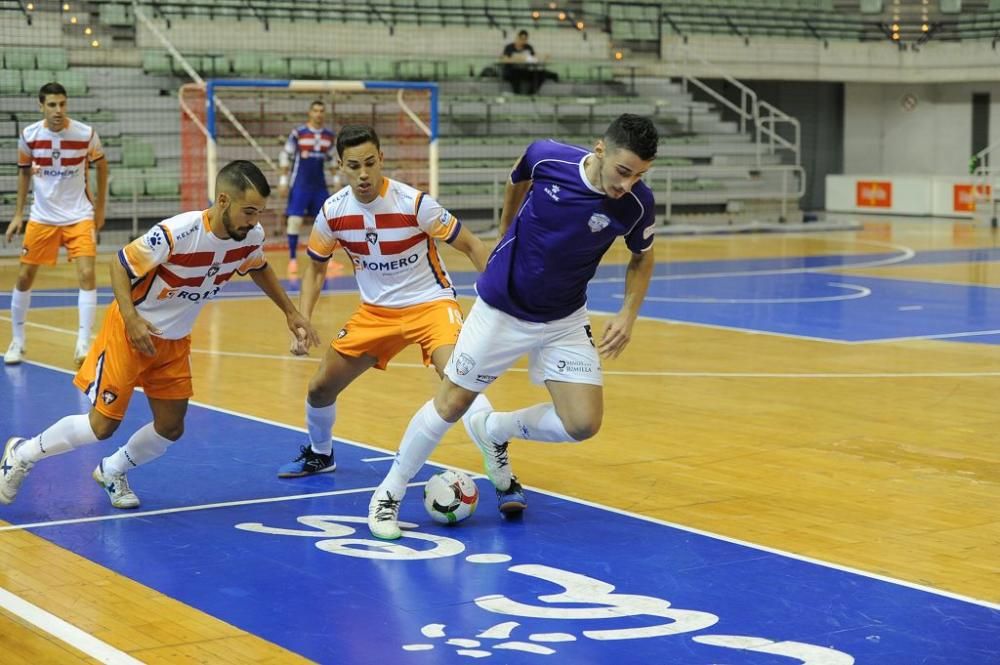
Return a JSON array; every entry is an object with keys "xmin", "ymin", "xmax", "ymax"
[
  {"xmin": 283, "ymin": 125, "xmax": 335, "ymax": 191},
  {"xmin": 476, "ymin": 140, "xmax": 656, "ymax": 322}
]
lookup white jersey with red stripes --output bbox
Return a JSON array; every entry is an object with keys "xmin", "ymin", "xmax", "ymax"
[
  {"xmin": 17, "ymin": 118, "xmax": 105, "ymax": 225},
  {"xmin": 118, "ymin": 210, "xmax": 267, "ymax": 340},
  {"xmin": 307, "ymin": 178, "xmax": 462, "ymax": 308}
]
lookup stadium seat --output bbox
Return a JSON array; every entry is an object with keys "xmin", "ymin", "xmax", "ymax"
[
  {"xmin": 231, "ymin": 52, "xmax": 261, "ymax": 77},
  {"xmin": 122, "ymin": 142, "xmax": 156, "ymax": 169},
  {"xmin": 109, "ymin": 171, "xmax": 145, "ymax": 199},
  {"xmin": 4, "ymin": 50, "xmax": 35, "ymax": 70},
  {"xmin": 260, "ymin": 55, "xmax": 290, "ymax": 78},
  {"xmin": 142, "ymin": 51, "xmax": 173, "ymax": 75},
  {"xmin": 289, "ymin": 58, "xmax": 319, "ymax": 79},
  {"xmin": 59, "ymin": 71, "xmax": 88, "ymax": 96},
  {"xmin": 35, "ymin": 49, "xmax": 68, "ymax": 72},
  {"xmin": 99, "ymin": 2, "xmax": 132, "ymax": 26},
  {"xmin": 21, "ymin": 71, "xmax": 57, "ymax": 95},
  {"xmin": 0, "ymin": 70, "xmax": 22, "ymax": 96},
  {"xmin": 145, "ymin": 176, "xmax": 179, "ymax": 198}
]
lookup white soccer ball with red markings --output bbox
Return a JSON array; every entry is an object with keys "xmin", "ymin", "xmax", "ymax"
[{"xmin": 423, "ymin": 469, "xmax": 479, "ymax": 525}]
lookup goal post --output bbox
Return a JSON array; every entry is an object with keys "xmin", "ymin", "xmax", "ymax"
[{"xmin": 181, "ymin": 79, "xmax": 439, "ymax": 237}]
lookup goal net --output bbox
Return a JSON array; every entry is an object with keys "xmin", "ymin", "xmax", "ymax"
[{"xmin": 180, "ymin": 79, "xmax": 439, "ymax": 248}]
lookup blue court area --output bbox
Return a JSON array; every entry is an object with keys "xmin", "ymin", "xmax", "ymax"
[
  {"xmin": 5, "ymin": 244, "xmax": 1000, "ymax": 345},
  {"xmin": 1, "ymin": 362, "xmax": 997, "ymax": 664}
]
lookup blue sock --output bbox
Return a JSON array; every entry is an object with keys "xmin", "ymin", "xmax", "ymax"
[{"xmin": 288, "ymin": 234, "xmax": 298, "ymax": 260}]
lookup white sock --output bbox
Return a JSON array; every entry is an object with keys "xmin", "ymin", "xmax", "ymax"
[
  {"xmin": 306, "ymin": 400, "xmax": 336, "ymax": 455},
  {"xmin": 486, "ymin": 403, "xmax": 576, "ymax": 443},
  {"xmin": 17, "ymin": 414, "xmax": 99, "ymax": 464},
  {"xmin": 77, "ymin": 288, "xmax": 97, "ymax": 345},
  {"xmin": 102, "ymin": 422, "xmax": 174, "ymax": 476},
  {"xmin": 10, "ymin": 288, "xmax": 31, "ymax": 346},
  {"xmin": 382, "ymin": 400, "xmax": 453, "ymax": 497}
]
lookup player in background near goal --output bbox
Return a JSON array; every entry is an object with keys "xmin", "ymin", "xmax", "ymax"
[
  {"xmin": 368, "ymin": 114, "xmax": 659, "ymax": 540},
  {"xmin": 276, "ymin": 124, "xmax": 496, "ymax": 483},
  {"xmin": 277, "ymin": 100, "xmax": 339, "ymax": 278},
  {"xmin": 5, "ymin": 82, "xmax": 109, "ymax": 368},
  {"xmin": 0, "ymin": 160, "xmax": 320, "ymax": 510}
]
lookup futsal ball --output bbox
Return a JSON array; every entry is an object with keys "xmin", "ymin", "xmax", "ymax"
[{"xmin": 423, "ymin": 469, "xmax": 479, "ymax": 524}]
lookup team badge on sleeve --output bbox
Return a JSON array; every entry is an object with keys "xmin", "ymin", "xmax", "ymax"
[{"xmin": 588, "ymin": 213, "xmax": 611, "ymax": 233}]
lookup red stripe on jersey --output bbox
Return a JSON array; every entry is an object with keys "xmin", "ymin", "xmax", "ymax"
[
  {"xmin": 213, "ymin": 271, "xmax": 235, "ymax": 285},
  {"xmin": 379, "ymin": 233, "xmax": 425, "ymax": 255},
  {"xmin": 27, "ymin": 140, "xmax": 52, "ymax": 150},
  {"xmin": 60, "ymin": 140, "xmax": 91, "ymax": 150},
  {"xmin": 375, "ymin": 213, "xmax": 418, "ymax": 229},
  {"xmin": 223, "ymin": 245, "xmax": 259, "ymax": 263},
  {"xmin": 339, "ymin": 240, "xmax": 370, "ymax": 255},
  {"xmin": 60, "ymin": 156, "xmax": 86, "ymax": 166},
  {"xmin": 158, "ymin": 265, "xmax": 205, "ymax": 288},
  {"xmin": 328, "ymin": 215, "xmax": 365, "ymax": 232},
  {"xmin": 170, "ymin": 251, "xmax": 215, "ymax": 267},
  {"xmin": 33, "ymin": 158, "xmax": 53, "ymax": 166}
]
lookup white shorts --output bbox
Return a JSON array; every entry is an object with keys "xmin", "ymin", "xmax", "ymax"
[{"xmin": 445, "ymin": 297, "xmax": 603, "ymax": 393}]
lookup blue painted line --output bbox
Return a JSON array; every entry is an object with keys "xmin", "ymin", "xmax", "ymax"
[{"xmin": 1, "ymin": 363, "xmax": 997, "ymax": 664}]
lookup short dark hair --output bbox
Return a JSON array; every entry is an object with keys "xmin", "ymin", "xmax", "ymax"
[
  {"xmin": 604, "ymin": 113, "xmax": 658, "ymax": 161},
  {"xmin": 310, "ymin": 100, "xmax": 325, "ymax": 109},
  {"xmin": 38, "ymin": 82, "xmax": 67, "ymax": 103},
  {"xmin": 517, "ymin": 29, "xmax": 529, "ymax": 38},
  {"xmin": 216, "ymin": 160, "xmax": 271, "ymax": 198},
  {"xmin": 336, "ymin": 124, "xmax": 380, "ymax": 158}
]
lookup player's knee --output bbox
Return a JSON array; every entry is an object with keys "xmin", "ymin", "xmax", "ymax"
[
  {"xmin": 564, "ymin": 416, "xmax": 601, "ymax": 442},
  {"xmin": 433, "ymin": 385, "xmax": 477, "ymax": 423},
  {"xmin": 89, "ymin": 414, "xmax": 120, "ymax": 440},
  {"xmin": 156, "ymin": 422, "xmax": 184, "ymax": 441},
  {"xmin": 77, "ymin": 268, "xmax": 95, "ymax": 287}
]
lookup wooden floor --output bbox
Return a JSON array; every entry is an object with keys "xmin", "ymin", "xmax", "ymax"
[{"xmin": 1, "ymin": 216, "xmax": 998, "ymax": 662}]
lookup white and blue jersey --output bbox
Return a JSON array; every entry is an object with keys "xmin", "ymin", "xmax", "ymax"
[
  {"xmin": 282, "ymin": 125, "xmax": 335, "ymax": 217},
  {"xmin": 476, "ymin": 140, "xmax": 656, "ymax": 323}
]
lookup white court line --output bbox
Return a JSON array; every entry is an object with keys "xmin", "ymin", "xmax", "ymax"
[
  {"xmin": 0, "ymin": 587, "xmax": 144, "ymax": 664},
  {"xmin": 9, "ymin": 321, "xmax": 1000, "ymax": 378},
  {"xmin": 4, "ymin": 359, "xmax": 1000, "ymax": 613}
]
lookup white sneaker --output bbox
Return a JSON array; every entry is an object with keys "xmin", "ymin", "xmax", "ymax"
[
  {"xmin": 465, "ymin": 410, "xmax": 513, "ymax": 492},
  {"xmin": 4, "ymin": 341, "xmax": 24, "ymax": 365},
  {"xmin": 73, "ymin": 339, "xmax": 90, "ymax": 369},
  {"xmin": 92, "ymin": 461, "xmax": 140, "ymax": 509},
  {"xmin": 0, "ymin": 437, "xmax": 32, "ymax": 504},
  {"xmin": 368, "ymin": 487, "xmax": 404, "ymax": 540}
]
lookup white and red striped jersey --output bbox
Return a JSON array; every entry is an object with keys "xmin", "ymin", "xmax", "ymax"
[
  {"xmin": 117, "ymin": 210, "xmax": 267, "ymax": 340},
  {"xmin": 17, "ymin": 118, "xmax": 104, "ymax": 225},
  {"xmin": 307, "ymin": 178, "xmax": 462, "ymax": 308}
]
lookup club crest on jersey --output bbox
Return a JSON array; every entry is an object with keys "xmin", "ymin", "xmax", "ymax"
[
  {"xmin": 588, "ymin": 213, "xmax": 611, "ymax": 233},
  {"xmin": 207, "ymin": 264, "xmax": 220, "ymax": 278},
  {"xmin": 51, "ymin": 149, "xmax": 60, "ymax": 161},
  {"xmin": 455, "ymin": 353, "xmax": 476, "ymax": 376},
  {"xmin": 366, "ymin": 231, "xmax": 378, "ymax": 245},
  {"xmin": 100, "ymin": 390, "xmax": 118, "ymax": 405}
]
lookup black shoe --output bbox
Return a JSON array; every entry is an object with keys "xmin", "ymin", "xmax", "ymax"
[
  {"xmin": 497, "ymin": 476, "xmax": 527, "ymax": 515},
  {"xmin": 277, "ymin": 445, "xmax": 336, "ymax": 478}
]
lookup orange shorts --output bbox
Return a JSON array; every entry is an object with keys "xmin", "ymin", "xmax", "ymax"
[
  {"xmin": 21, "ymin": 219, "xmax": 96, "ymax": 265},
  {"xmin": 73, "ymin": 304, "xmax": 193, "ymax": 420},
  {"xmin": 333, "ymin": 299, "xmax": 464, "ymax": 370}
]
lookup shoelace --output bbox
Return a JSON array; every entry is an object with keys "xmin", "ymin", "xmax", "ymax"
[
  {"xmin": 492, "ymin": 441, "xmax": 511, "ymax": 468},
  {"xmin": 112, "ymin": 473, "xmax": 134, "ymax": 496},
  {"xmin": 293, "ymin": 445, "xmax": 311, "ymax": 461},
  {"xmin": 374, "ymin": 496, "xmax": 400, "ymax": 522}
]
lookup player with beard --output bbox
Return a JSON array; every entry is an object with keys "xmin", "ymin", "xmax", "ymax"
[{"xmin": 0, "ymin": 160, "xmax": 320, "ymax": 510}]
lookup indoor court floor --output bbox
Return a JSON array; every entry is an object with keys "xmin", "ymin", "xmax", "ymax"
[{"xmin": 0, "ymin": 214, "xmax": 997, "ymax": 664}]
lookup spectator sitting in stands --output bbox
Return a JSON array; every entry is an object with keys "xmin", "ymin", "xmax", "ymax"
[{"xmin": 501, "ymin": 29, "xmax": 558, "ymax": 95}]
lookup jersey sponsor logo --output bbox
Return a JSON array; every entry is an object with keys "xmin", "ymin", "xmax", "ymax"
[
  {"xmin": 157, "ymin": 285, "xmax": 223, "ymax": 302},
  {"xmin": 556, "ymin": 358, "xmax": 594, "ymax": 374},
  {"xmin": 175, "ymin": 226, "xmax": 198, "ymax": 241},
  {"xmin": 475, "ymin": 373, "xmax": 497, "ymax": 384},
  {"xmin": 39, "ymin": 167, "xmax": 79, "ymax": 178},
  {"xmin": 353, "ymin": 252, "xmax": 420, "ymax": 272},
  {"xmin": 544, "ymin": 183, "xmax": 561, "ymax": 201},
  {"xmin": 454, "ymin": 353, "xmax": 476, "ymax": 376},
  {"xmin": 588, "ymin": 213, "xmax": 611, "ymax": 233}
]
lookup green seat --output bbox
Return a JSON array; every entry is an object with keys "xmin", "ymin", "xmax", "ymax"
[
  {"xmin": 340, "ymin": 59, "xmax": 367, "ymax": 79},
  {"xmin": 145, "ymin": 176, "xmax": 179, "ymax": 197},
  {"xmin": 0, "ymin": 70, "xmax": 22, "ymax": 96},
  {"xmin": 367, "ymin": 58, "xmax": 396, "ymax": 80},
  {"xmin": 289, "ymin": 58, "xmax": 319, "ymax": 78},
  {"xmin": 35, "ymin": 49, "xmax": 68, "ymax": 71},
  {"xmin": 110, "ymin": 171, "xmax": 145, "ymax": 198},
  {"xmin": 122, "ymin": 142, "xmax": 156, "ymax": 169},
  {"xmin": 322, "ymin": 60, "xmax": 343, "ymax": 79},
  {"xmin": 143, "ymin": 51, "xmax": 173, "ymax": 75},
  {"xmin": 260, "ymin": 55, "xmax": 289, "ymax": 78},
  {"xmin": 59, "ymin": 71, "xmax": 88, "ymax": 96},
  {"xmin": 21, "ymin": 71, "xmax": 57, "ymax": 95},
  {"xmin": 100, "ymin": 3, "xmax": 132, "ymax": 26},
  {"xmin": 231, "ymin": 52, "xmax": 261, "ymax": 77},
  {"xmin": 5, "ymin": 50, "xmax": 35, "ymax": 70}
]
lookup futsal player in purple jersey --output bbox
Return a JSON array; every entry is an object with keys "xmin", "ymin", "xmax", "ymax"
[{"xmin": 368, "ymin": 114, "xmax": 659, "ymax": 539}]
